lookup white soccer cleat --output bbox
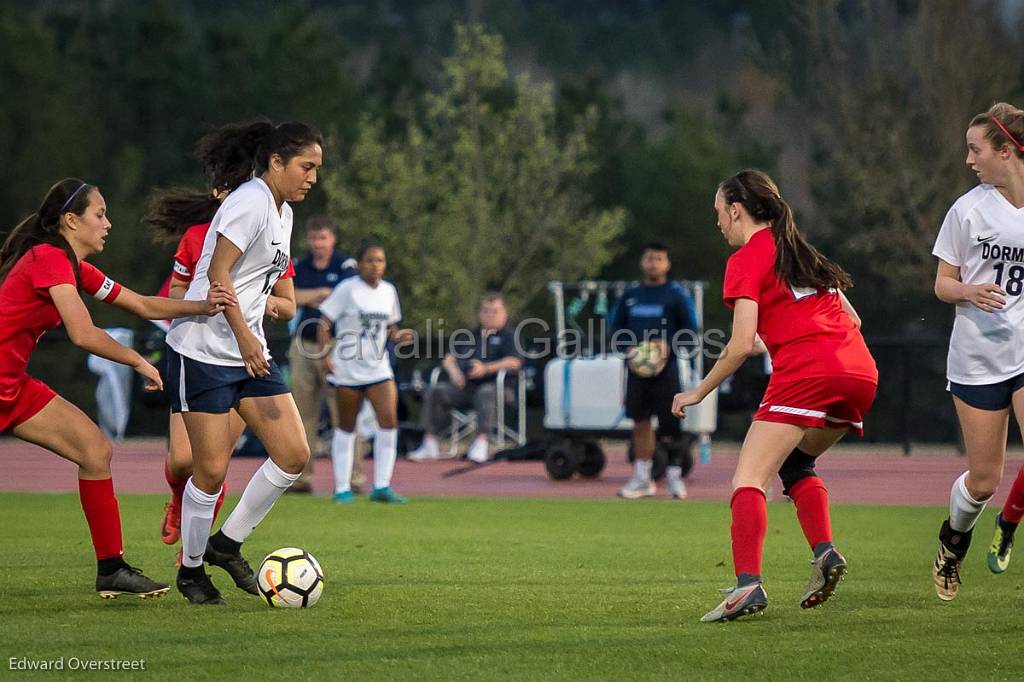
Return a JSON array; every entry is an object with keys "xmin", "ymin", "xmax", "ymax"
[
  {"xmin": 467, "ymin": 438, "xmax": 490, "ymax": 464},
  {"xmin": 618, "ymin": 477, "xmax": 656, "ymax": 499},
  {"xmin": 407, "ymin": 439, "xmax": 440, "ymax": 462},
  {"xmin": 667, "ymin": 473, "xmax": 688, "ymax": 499}
]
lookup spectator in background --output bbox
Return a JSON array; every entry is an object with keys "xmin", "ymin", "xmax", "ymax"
[
  {"xmin": 288, "ymin": 216, "xmax": 357, "ymax": 493},
  {"xmin": 409, "ymin": 293, "xmax": 523, "ymax": 464},
  {"xmin": 610, "ymin": 242, "xmax": 698, "ymax": 500}
]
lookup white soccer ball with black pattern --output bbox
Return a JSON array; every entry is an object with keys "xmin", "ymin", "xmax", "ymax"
[{"xmin": 257, "ymin": 548, "xmax": 324, "ymax": 608}]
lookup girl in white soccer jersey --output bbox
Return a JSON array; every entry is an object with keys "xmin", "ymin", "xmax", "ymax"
[
  {"xmin": 166, "ymin": 120, "xmax": 318, "ymax": 605},
  {"xmin": 931, "ymin": 102, "xmax": 1024, "ymax": 601},
  {"xmin": 318, "ymin": 239, "xmax": 414, "ymax": 504}
]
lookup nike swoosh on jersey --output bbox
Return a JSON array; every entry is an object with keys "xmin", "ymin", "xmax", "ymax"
[
  {"xmin": 271, "ymin": 240, "xmax": 282, "ymax": 245},
  {"xmin": 976, "ymin": 235, "xmax": 998, "ymax": 243}
]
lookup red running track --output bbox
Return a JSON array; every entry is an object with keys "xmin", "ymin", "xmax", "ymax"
[{"xmin": 2, "ymin": 437, "xmax": 1021, "ymax": 506}]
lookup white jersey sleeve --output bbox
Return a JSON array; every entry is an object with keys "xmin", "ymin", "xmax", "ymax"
[
  {"xmin": 319, "ymin": 280, "xmax": 350, "ymax": 324},
  {"xmin": 215, "ymin": 189, "xmax": 266, "ymax": 252},
  {"xmin": 932, "ymin": 202, "xmax": 965, "ymax": 266},
  {"xmin": 389, "ymin": 283, "xmax": 402, "ymax": 325}
]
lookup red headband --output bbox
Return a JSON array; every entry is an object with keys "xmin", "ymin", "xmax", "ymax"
[{"xmin": 989, "ymin": 113, "xmax": 1024, "ymax": 152}]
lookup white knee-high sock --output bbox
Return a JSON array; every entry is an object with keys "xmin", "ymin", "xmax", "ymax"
[
  {"xmin": 331, "ymin": 429, "xmax": 355, "ymax": 494},
  {"xmin": 220, "ymin": 459, "xmax": 300, "ymax": 543},
  {"xmin": 181, "ymin": 479, "xmax": 220, "ymax": 568},
  {"xmin": 373, "ymin": 428, "xmax": 398, "ymax": 490},
  {"xmin": 949, "ymin": 471, "xmax": 989, "ymax": 532}
]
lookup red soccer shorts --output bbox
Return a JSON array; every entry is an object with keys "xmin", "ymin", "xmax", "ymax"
[
  {"xmin": 753, "ymin": 375, "xmax": 877, "ymax": 436},
  {"xmin": 0, "ymin": 375, "xmax": 58, "ymax": 433}
]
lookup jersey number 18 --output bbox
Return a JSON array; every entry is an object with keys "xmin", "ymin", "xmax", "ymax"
[{"xmin": 992, "ymin": 262, "xmax": 1024, "ymax": 296}]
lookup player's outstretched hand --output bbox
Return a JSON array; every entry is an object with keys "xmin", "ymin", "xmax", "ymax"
[
  {"xmin": 671, "ymin": 390, "xmax": 703, "ymax": 418},
  {"xmin": 239, "ymin": 331, "xmax": 271, "ymax": 378},
  {"xmin": 134, "ymin": 359, "xmax": 164, "ymax": 392},
  {"xmin": 963, "ymin": 282, "xmax": 1006, "ymax": 313},
  {"xmin": 204, "ymin": 281, "xmax": 237, "ymax": 315}
]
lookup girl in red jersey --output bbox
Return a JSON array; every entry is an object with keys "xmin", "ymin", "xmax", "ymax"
[
  {"xmin": 0, "ymin": 178, "xmax": 234, "ymax": 599},
  {"xmin": 145, "ymin": 188, "xmax": 295, "ymax": 557},
  {"xmin": 671, "ymin": 170, "xmax": 878, "ymax": 623}
]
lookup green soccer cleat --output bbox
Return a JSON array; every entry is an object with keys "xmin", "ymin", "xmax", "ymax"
[{"xmin": 987, "ymin": 513, "xmax": 1016, "ymax": 574}]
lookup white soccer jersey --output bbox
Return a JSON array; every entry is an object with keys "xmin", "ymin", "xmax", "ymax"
[
  {"xmin": 167, "ymin": 178, "xmax": 292, "ymax": 366},
  {"xmin": 933, "ymin": 183, "xmax": 1024, "ymax": 384},
  {"xmin": 319, "ymin": 277, "xmax": 401, "ymax": 386}
]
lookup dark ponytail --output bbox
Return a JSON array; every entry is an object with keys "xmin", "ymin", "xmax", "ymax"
[
  {"xmin": 144, "ymin": 187, "xmax": 220, "ymax": 243},
  {"xmin": 196, "ymin": 119, "xmax": 324, "ymax": 193},
  {"xmin": 0, "ymin": 178, "xmax": 94, "ymax": 288},
  {"xmin": 718, "ymin": 170, "xmax": 853, "ymax": 291}
]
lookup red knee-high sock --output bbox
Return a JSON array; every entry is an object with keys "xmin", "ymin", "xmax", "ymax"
[
  {"xmin": 165, "ymin": 461, "xmax": 187, "ymax": 511},
  {"xmin": 1002, "ymin": 465, "xmax": 1024, "ymax": 524},
  {"xmin": 212, "ymin": 484, "xmax": 228, "ymax": 523},
  {"xmin": 731, "ymin": 487, "xmax": 767, "ymax": 578},
  {"xmin": 789, "ymin": 476, "xmax": 833, "ymax": 549},
  {"xmin": 79, "ymin": 478, "xmax": 124, "ymax": 560}
]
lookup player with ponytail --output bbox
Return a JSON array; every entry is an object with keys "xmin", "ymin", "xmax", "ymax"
[
  {"xmin": 672, "ymin": 169, "xmax": 878, "ymax": 622},
  {"xmin": 930, "ymin": 102, "xmax": 1024, "ymax": 598},
  {"xmin": 0, "ymin": 178, "xmax": 234, "ymax": 598}
]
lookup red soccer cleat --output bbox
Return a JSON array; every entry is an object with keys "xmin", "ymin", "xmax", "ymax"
[{"xmin": 160, "ymin": 500, "xmax": 181, "ymax": 545}]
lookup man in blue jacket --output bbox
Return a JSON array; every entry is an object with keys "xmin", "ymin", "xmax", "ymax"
[{"xmin": 609, "ymin": 243, "xmax": 698, "ymax": 500}]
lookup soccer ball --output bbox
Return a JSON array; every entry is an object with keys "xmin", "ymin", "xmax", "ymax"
[
  {"xmin": 257, "ymin": 548, "xmax": 324, "ymax": 608},
  {"xmin": 627, "ymin": 340, "xmax": 668, "ymax": 378}
]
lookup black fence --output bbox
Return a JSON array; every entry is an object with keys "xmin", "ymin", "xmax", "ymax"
[{"xmin": 18, "ymin": 329, "xmax": 998, "ymax": 454}]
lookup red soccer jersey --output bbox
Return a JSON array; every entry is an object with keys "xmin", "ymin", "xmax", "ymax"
[
  {"xmin": 171, "ymin": 222, "xmax": 211, "ymax": 286},
  {"xmin": 0, "ymin": 244, "xmax": 122, "ymax": 399},
  {"xmin": 723, "ymin": 228, "xmax": 877, "ymax": 383}
]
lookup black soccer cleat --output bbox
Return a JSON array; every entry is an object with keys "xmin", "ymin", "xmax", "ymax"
[
  {"xmin": 204, "ymin": 540, "xmax": 259, "ymax": 595},
  {"xmin": 96, "ymin": 564, "xmax": 170, "ymax": 599},
  {"xmin": 176, "ymin": 569, "xmax": 226, "ymax": 605}
]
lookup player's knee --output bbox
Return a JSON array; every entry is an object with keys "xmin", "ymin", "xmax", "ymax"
[
  {"xmin": 377, "ymin": 415, "xmax": 398, "ymax": 430},
  {"xmin": 275, "ymin": 439, "xmax": 310, "ymax": 475},
  {"xmin": 78, "ymin": 435, "xmax": 113, "ymax": 475},
  {"xmin": 777, "ymin": 448, "xmax": 817, "ymax": 497},
  {"xmin": 191, "ymin": 458, "xmax": 229, "ymax": 491},
  {"xmin": 967, "ymin": 470, "xmax": 1000, "ymax": 500},
  {"xmin": 167, "ymin": 445, "xmax": 193, "ymax": 474}
]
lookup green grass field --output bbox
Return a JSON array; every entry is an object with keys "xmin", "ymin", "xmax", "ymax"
[{"xmin": 2, "ymin": 493, "xmax": 1023, "ymax": 680}]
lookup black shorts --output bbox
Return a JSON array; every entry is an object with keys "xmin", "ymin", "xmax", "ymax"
[
  {"xmin": 948, "ymin": 373, "xmax": 1024, "ymax": 411},
  {"xmin": 625, "ymin": 363, "xmax": 682, "ymax": 436},
  {"xmin": 166, "ymin": 346, "xmax": 290, "ymax": 414}
]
